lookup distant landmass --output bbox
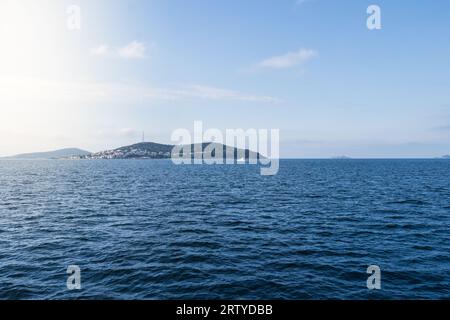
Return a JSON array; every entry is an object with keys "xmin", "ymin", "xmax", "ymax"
[
  {"xmin": 2, "ymin": 142, "xmax": 263, "ymax": 161},
  {"xmin": 78, "ymin": 142, "xmax": 262, "ymax": 160},
  {"xmin": 442, "ymin": 155, "xmax": 450, "ymax": 159},
  {"xmin": 2, "ymin": 148, "xmax": 91, "ymax": 160},
  {"xmin": 331, "ymin": 156, "xmax": 352, "ymax": 160}
]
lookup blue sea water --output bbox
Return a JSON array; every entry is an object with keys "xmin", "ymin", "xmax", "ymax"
[{"xmin": 0, "ymin": 159, "xmax": 449, "ymax": 300}]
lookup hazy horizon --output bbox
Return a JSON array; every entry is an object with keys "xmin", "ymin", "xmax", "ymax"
[{"xmin": 3, "ymin": 141, "xmax": 450, "ymax": 159}]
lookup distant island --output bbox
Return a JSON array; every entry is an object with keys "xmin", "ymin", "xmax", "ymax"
[
  {"xmin": 442, "ymin": 155, "xmax": 450, "ymax": 159},
  {"xmin": 78, "ymin": 142, "xmax": 262, "ymax": 160},
  {"xmin": 3, "ymin": 142, "xmax": 262, "ymax": 161},
  {"xmin": 331, "ymin": 156, "xmax": 352, "ymax": 160},
  {"xmin": 2, "ymin": 148, "xmax": 91, "ymax": 160}
]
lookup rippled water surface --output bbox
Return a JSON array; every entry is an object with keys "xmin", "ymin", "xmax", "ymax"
[{"xmin": 0, "ymin": 159, "xmax": 449, "ymax": 299}]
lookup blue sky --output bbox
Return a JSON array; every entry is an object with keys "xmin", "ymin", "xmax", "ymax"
[{"xmin": 1, "ymin": 0, "xmax": 450, "ymax": 157}]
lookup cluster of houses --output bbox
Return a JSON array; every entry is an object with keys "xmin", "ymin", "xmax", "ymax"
[{"xmin": 77, "ymin": 148, "xmax": 172, "ymax": 160}]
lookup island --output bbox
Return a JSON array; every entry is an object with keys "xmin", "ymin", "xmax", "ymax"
[
  {"xmin": 2, "ymin": 142, "xmax": 263, "ymax": 161},
  {"xmin": 2, "ymin": 148, "xmax": 90, "ymax": 160},
  {"xmin": 77, "ymin": 142, "xmax": 262, "ymax": 160}
]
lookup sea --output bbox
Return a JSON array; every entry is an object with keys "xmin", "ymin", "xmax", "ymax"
[{"xmin": 0, "ymin": 159, "xmax": 449, "ymax": 299}]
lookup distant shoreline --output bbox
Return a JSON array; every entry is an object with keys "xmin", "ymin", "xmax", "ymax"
[{"xmin": 1, "ymin": 157, "xmax": 449, "ymax": 161}]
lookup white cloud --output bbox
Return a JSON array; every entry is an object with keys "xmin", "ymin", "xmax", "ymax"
[
  {"xmin": 0, "ymin": 77, "xmax": 281, "ymax": 104},
  {"xmin": 176, "ymin": 85, "xmax": 282, "ymax": 103},
  {"xmin": 257, "ymin": 49, "xmax": 317, "ymax": 69},
  {"xmin": 90, "ymin": 41, "xmax": 147, "ymax": 59},
  {"xmin": 117, "ymin": 41, "xmax": 147, "ymax": 59},
  {"xmin": 90, "ymin": 44, "xmax": 110, "ymax": 56}
]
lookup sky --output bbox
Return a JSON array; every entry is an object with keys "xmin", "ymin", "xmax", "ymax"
[{"xmin": 1, "ymin": 0, "xmax": 450, "ymax": 158}]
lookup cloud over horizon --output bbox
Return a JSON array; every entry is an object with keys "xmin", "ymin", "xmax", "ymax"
[
  {"xmin": 0, "ymin": 77, "xmax": 282, "ymax": 105},
  {"xmin": 256, "ymin": 49, "xmax": 317, "ymax": 70},
  {"xmin": 91, "ymin": 41, "xmax": 147, "ymax": 59}
]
